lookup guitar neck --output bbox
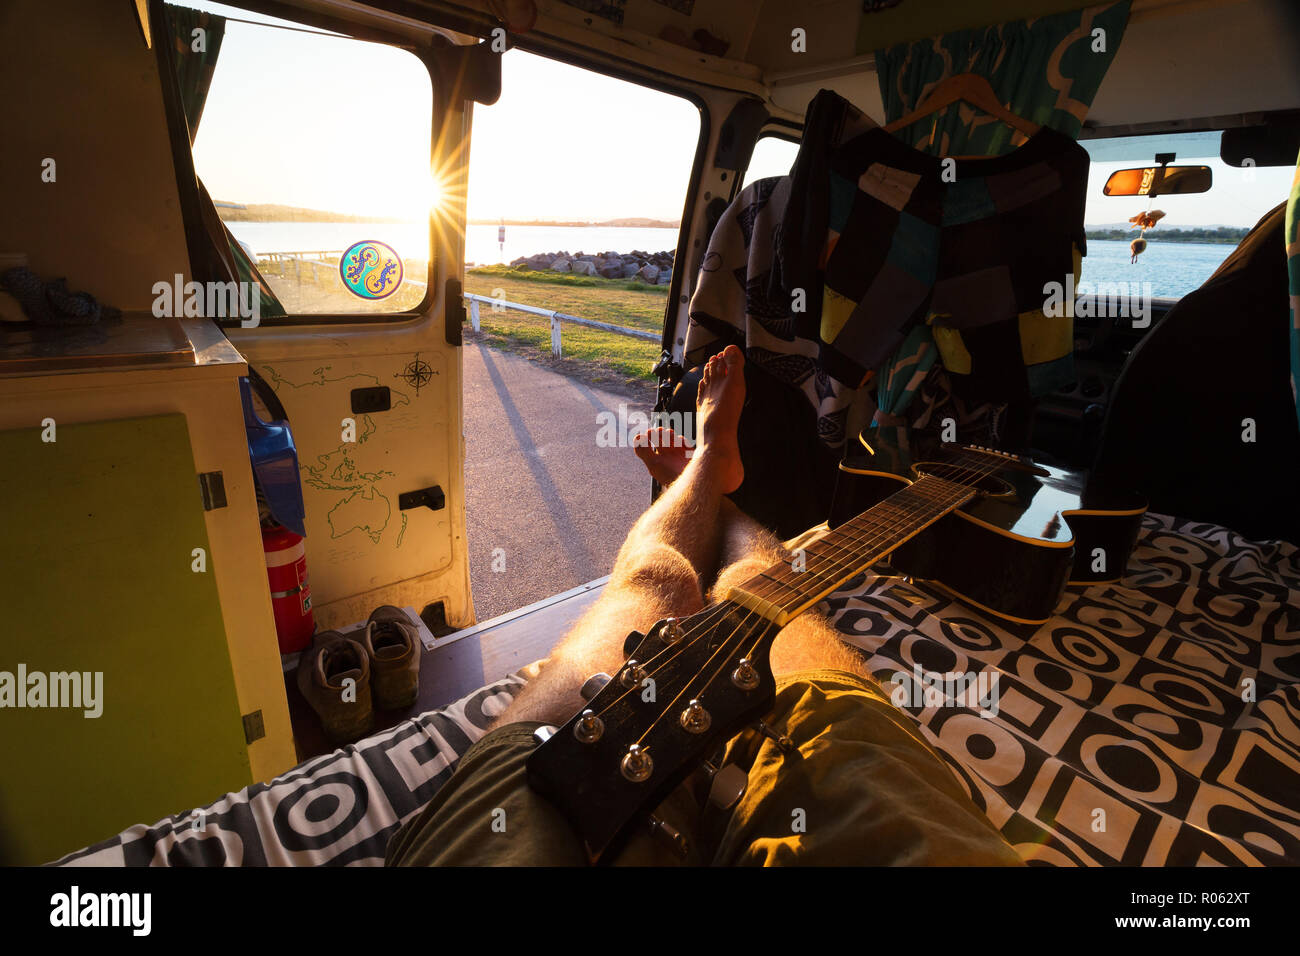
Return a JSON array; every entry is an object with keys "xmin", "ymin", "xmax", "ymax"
[{"xmin": 727, "ymin": 474, "xmax": 977, "ymax": 626}]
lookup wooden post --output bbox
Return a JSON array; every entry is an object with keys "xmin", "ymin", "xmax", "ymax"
[
  {"xmin": 550, "ymin": 313, "xmax": 561, "ymax": 357},
  {"xmin": 470, "ymin": 298, "xmax": 480, "ymax": 332}
]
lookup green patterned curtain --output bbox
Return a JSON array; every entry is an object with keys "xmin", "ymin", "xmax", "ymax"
[
  {"xmin": 870, "ymin": 1, "xmax": 1130, "ymax": 446},
  {"xmin": 165, "ymin": 4, "xmax": 224, "ymax": 140},
  {"xmin": 877, "ymin": 2, "xmax": 1131, "ymax": 156},
  {"xmin": 1288, "ymin": 148, "xmax": 1300, "ymax": 428},
  {"xmin": 164, "ymin": 5, "xmax": 285, "ymax": 320}
]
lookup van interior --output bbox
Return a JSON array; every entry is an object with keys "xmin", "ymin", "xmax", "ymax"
[{"xmin": 2, "ymin": 0, "xmax": 1298, "ymax": 871}]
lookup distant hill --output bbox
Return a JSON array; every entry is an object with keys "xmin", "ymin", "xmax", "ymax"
[
  {"xmin": 468, "ymin": 217, "xmax": 681, "ymax": 228},
  {"xmin": 214, "ymin": 204, "xmax": 681, "ymax": 228},
  {"xmin": 1085, "ymin": 224, "xmax": 1249, "ymax": 244},
  {"xmin": 214, "ymin": 203, "xmax": 412, "ymax": 223}
]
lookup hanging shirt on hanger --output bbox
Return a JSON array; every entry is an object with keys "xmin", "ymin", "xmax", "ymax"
[{"xmin": 686, "ymin": 89, "xmax": 1088, "ymax": 448}]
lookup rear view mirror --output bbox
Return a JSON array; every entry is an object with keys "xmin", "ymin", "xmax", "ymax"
[{"xmin": 1103, "ymin": 165, "xmax": 1212, "ymax": 197}]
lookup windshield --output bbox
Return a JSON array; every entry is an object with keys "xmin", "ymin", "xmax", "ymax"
[{"xmin": 1081, "ymin": 130, "xmax": 1292, "ymax": 298}]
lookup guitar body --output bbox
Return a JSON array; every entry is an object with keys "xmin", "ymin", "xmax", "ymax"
[{"xmin": 828, "ymin": 437, "xmax": 1146, "ymax": 624}]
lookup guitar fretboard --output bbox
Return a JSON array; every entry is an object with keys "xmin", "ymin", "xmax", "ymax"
[{"xmin": 727, "ymin": 474, "xmax": 976, "ymax": 625}]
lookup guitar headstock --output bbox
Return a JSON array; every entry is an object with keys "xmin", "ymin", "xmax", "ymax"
[{"xmin": 526, "ymin": 602, "xmax": 781, "ymax": 863}]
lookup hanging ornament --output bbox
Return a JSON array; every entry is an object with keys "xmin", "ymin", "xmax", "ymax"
[
  {"xmin": 1128, "ymin": 209, "xmax": 1166, "ymax": 231},
  {"xmin": 1128, "ymin": 199, "xmax": 1166, "ymax": 263}
]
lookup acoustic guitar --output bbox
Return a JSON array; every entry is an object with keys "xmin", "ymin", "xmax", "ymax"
[{"xmin": 527, "ymin": 440, "xmax": 1146, "ymax": 863}]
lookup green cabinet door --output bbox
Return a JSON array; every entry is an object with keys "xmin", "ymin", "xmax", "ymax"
[{"xmin": 0, "ymin": 414, "xmax": 252, "ymax": 865}]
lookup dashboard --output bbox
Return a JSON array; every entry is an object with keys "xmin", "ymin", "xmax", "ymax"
[{"xmin": 1031, "ymin": 296, "xmax": 1177, "ymax": 469}]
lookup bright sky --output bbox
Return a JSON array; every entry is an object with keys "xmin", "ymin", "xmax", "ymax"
[
  {"xmin": 1081, "ymin": 132, "xmax": 1292, "ymax": 227},
  {"xmin": 747, "ymin": 132, "xmax": 1292, "ymax": 228},
  {"xmin": 186, "ymin": 1, "xmax": 700, "ymax": 222},
  {"xmin": 467, "ymin": 52, "xmax": 700, "ymax": 222},
  {"xmin": 183, "ymin": 1, "xmax": 1290, "ymax": 228}
]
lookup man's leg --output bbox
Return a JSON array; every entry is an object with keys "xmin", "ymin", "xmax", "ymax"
[
  {"xmin": 709, "ymin": 499, "xmax": 873, "ymax": 680},
  {"xmin": 494, "ymin": 345, "xmax": 748, "ymax": 727}
]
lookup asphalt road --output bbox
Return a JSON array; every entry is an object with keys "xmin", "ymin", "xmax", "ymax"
[{"xmin": 462, "ymin": 342, "xmax": 657, "ymax": 621}]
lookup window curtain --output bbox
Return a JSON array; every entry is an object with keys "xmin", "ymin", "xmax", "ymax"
[
  {"xmin": 1288, "ymin": 147, "xmax": 1300, "ymax": 429},
  {"xmin": 164, "ymin": 5, "xmax": 286, "ymax": 320},
  {"xmin": 869, "ymin": 1, "xmax": 1130, "ymax": 450}
]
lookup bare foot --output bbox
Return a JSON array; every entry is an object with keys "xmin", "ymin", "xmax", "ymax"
[
  {"xmin": 695, "ymin": 344, "xmax": 745, "ymax": 493},
  {"xmin": 632, "ymin": 426, "xmax": 692, "ymax": 485}
]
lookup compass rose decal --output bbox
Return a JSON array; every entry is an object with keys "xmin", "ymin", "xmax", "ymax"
[{"xmin": 398, "ymin": 354, "xmax": 435, "ymax": 396}]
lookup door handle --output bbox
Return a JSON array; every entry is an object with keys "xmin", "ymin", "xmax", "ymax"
[{"xmin": 398, "ymin": 485, "xmax": 446, "ymax": 512}]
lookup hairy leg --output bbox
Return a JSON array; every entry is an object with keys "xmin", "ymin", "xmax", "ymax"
[
  {"xmin": 495, "ymin": 346, "xmax": 748, "ymax": 727},
  {"xmin": 495, "ymin": 543, "xmax": 705, "ymax": 727},
  {"xmin": 709, "ymin": 502, "xmax": 873, "ymax": 681}
]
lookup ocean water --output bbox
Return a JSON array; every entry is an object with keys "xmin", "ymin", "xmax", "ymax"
[
  {"xmin": 226, "ymin": 222, "xmax": 1234, "ymax": 300},
  {"xmin": 1082, "ymin": 239, "xmax": 1233, "ymax": 299},
  {"xmin": 226, "ymin": 222, "xmax": 681, "ymax": 267}
]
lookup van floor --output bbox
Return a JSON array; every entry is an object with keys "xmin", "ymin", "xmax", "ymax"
[{"xmin": 284, "ymin": 578, "xmax": 606, "ymax": 762}]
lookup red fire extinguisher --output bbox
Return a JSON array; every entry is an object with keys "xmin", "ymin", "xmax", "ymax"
[{"xmin": 262, "ymin": 523, "xmax": 314, "ymax": 653}]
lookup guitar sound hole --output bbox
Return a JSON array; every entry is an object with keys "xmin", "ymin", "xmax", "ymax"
[{"xmin": 913, "ymin": 461, "xmax": 1014, "ymax": 497}]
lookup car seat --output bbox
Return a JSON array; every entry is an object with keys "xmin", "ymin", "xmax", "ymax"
[{"xmin": 1090, "ymin": 201, "xmax": 1300, "ymax": 544}]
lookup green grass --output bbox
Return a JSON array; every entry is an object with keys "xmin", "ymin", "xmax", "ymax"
[
  {"xmin": 466, "ymin": 263, "xmax": 672, "ymax": 296},
  {"xmin": 253, "ymin": 258, "xmax": 670, "ymax": 386},
  {"xmin": 464, "ymin": 266, "xmax": 670, "ymax": 382}
]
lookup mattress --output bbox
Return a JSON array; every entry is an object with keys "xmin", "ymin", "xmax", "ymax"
[
  {"xmin": 55, "ymin": 513, "xmax": 1299, "ymax": 866},
  {"xmin": 823, "ymin": 512, "xmax": 1300, "ymax": 865},
  {"xmin": 54, "ymin": 666, "xmax": 538, "ymax": 866}
]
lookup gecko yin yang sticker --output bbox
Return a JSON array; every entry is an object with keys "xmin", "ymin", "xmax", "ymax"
[{"xmin": 340, "ymin": 240, "xmax": 404, "ymax": 300}]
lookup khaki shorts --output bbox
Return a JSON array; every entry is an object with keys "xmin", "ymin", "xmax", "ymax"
[{"xmin": 385, "ymin": 669, "xmax": 1023, "ymax": 866}]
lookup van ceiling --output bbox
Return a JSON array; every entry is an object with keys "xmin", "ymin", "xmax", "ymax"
[{"xmin": 340, "ymin": 0, "xmax": 1297, "ymax": 133}]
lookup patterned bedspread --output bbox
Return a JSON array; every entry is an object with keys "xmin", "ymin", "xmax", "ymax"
[
  {"xmin": 56, "ymin": 514, "xmax": 1299, "ymax": 866},
  {"xmin": 54, "ymin": 668, "xmax": 536, "ymax": 866},
  {"xmin": 825, "ymin": 513, "xmax": 1300, "ymax": 865}
]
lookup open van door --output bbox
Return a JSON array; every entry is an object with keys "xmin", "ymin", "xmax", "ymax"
[{"xmin": 156, "ymin": 1, "xmax": 500, "ymax": 632}]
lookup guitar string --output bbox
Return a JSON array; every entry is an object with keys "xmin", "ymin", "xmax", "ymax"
[
  {"xmin": 580, "ymin": 477, "xmax": 968, "ymax": 726},
  {"xmin": 583, "ymin": 450, "xmax": 1003, "ymax": 727},
  {"xmin": 748, "ymin": 453, "xmax": 996, "ymax": 614},
  {"xmin": 630, "ymin": 458, "xmax": 999, "ymax": 748},
  {"xmin": 707, "ymin": 449, "xmax": 1001, "ymax": 625},
  {"xmin": 666, "ymin": 458, "xmax": 999, "ymax": 695},
  {"xmin": 628, "ymin": 453, "xmax": 1005, "ymax": 746},
  {"xmin": 730, "ymin": 478, "xmax": 983, "ymax": 674}
]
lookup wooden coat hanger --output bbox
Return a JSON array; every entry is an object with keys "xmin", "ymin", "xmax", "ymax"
[{"xmin": 883, "ymin": 73, "xmax": 1040, "ymax": 159}]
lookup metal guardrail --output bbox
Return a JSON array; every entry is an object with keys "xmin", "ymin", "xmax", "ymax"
[
  {"xmin": 463, "ymin": 293, "xmax": 659, "ymax": 357},
  {"xmin": 256, "ymin": 254, "xmax": 658, "ymax": 357}
]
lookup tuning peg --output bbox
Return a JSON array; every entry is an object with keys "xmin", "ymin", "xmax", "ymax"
[
  {"xmin": 532, "ymin": 724, "xmax": 558, "ymax": 745},
  {"xmin": 656, "ymin": 617, "xmax": 685, "ymax": 644},
  {"xmin": 619, "ymin": 660, "xmax": 648, "ymax": 688},
  {"xmin": 647, "ymin": 814, "xmax": 690, "ymax": 859},
  {"xmin": 573, "ymin": 709, "xmax": 604, "ymax": 744},
  {"xmin": 752, "ymin": 719, "xmax": 795, "ymax": 755},
  {"xmin": 702, "ymin": 761, "xmax": 748, "ymax": 810},
  {"xmin": 731, "ymin": 657, "xmax": 760, "ymax": 690},
  {"xmin": 579, "ymin": 672, "xmax": 612, "ymax": 702},
  {"xmin": 679, "ymin": 699, "xmax": 712, "ymax": 734},
  {"xmin": 622, "ymin": 629, "xmax": 647, "ymax": 657}
]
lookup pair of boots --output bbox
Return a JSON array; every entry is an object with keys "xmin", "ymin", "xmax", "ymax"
[{"xmin": 296, "ymin": 606, "xmax": 422, "ymax": 744}]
